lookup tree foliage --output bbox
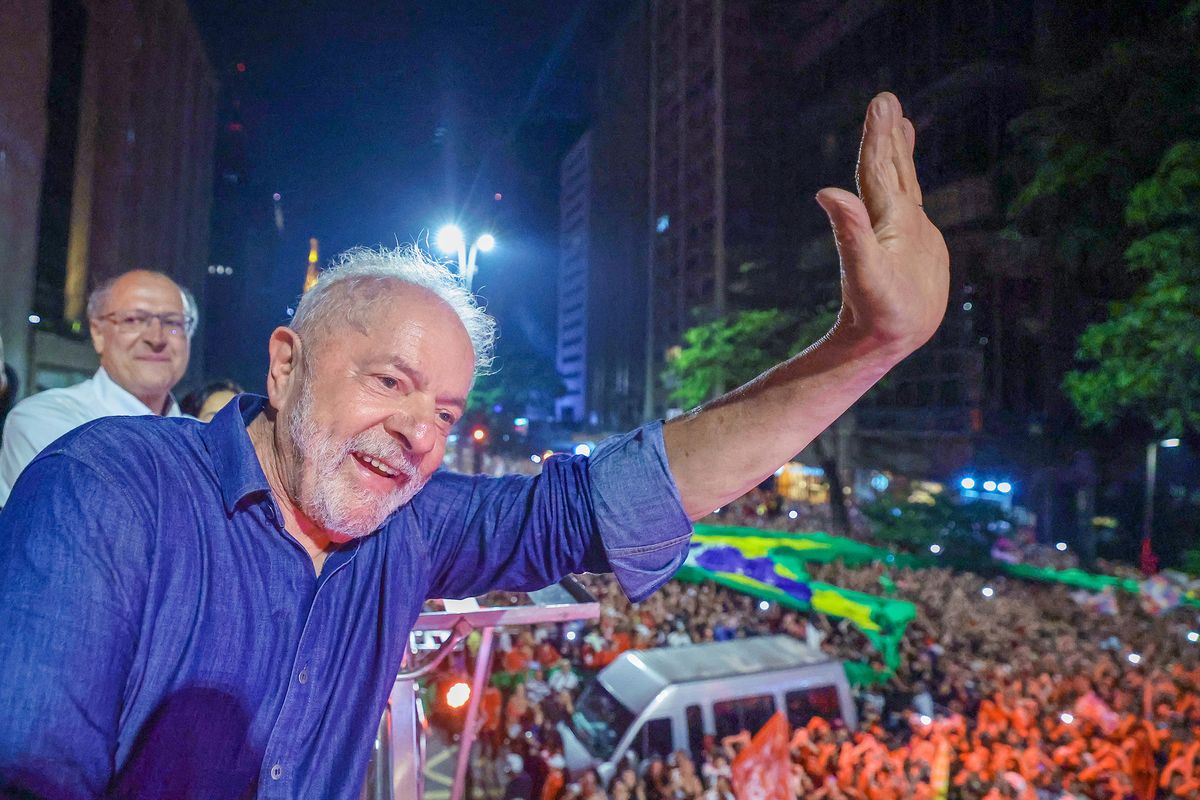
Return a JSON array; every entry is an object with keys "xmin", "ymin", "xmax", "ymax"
[
  {"xmin": 1063, "ymin": 142, "xmax": 1200, "ymax": 436},
  {"xmin": 1005, "ymin": 2, "xmax": 1200, "ymax": 436},
  {"xmin": 662, "ymin": 304, "xmax": 838, "ymax": 410},
  {"xmin": 467, "ymin": 337, "xmax": 565, "ymax": 420},
  {"xmin": 863, "ymin": 494, "xmax": 1011, "ymax": 567}
]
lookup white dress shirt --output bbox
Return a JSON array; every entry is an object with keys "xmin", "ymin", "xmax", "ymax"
[{"xmin": 0, "ymin": 368, "xmax": 181, "ymax": 505}]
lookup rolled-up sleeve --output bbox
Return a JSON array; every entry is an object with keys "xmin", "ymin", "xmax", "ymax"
[
  {"xmin": 586, "ymin": 420, "xmax": 693, "ymax": 601},
  {"xmin": 417, "ymin": 421, "xmax": 692, "ymax": 602}
]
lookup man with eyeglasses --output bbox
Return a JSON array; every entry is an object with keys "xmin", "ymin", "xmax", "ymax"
[{"xmin": 0, "ymin": 270, "xmax": 195, "ymax": 506}]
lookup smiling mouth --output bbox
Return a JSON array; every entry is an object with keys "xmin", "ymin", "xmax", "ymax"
[{"xmin": 352, "ymin": 451, "xmax": 403, "ymax": 480}]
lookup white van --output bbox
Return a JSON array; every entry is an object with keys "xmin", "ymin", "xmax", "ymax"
[{"xmin": 558, "ymin": 635, "xmax": 856, "ymax": 783}]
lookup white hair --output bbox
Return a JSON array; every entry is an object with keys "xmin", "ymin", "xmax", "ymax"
[
  {"xmin": 291, "ymin": 245, "xmax": 496, "ymax": 375},
  {"xmin": 86, "ymin": 271, "xmax": 199, "ymax": 338}
]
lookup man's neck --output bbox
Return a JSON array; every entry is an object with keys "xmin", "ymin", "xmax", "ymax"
[
  {"xmin": 246, "ymin": 411, "xmax": 341, "ymax": 573},
  {"xmin": 136, "ymin": 391, "xmax": 171, "ymax": 416}
]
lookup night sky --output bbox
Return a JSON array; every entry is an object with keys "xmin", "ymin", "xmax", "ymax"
[{"xmin": 189, "ymin": 0, "xmax": 630, "ymax": 365}]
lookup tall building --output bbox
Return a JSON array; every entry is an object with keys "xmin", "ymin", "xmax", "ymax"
[
  {"xmin": 577, "ymin": 0, "xmax": 1147, "ymax": 543},
  {"xmin": 638, "ymin": 0, "xmax": 1059, "ymax": 476},
  {"xmin": 555, "ymin": 134, "xmax": 590, "ymax": 424},
  {"xmin": 555, "ymin": 4, "xmax": 652, "ymax": 431},
  {"xmin": 0, "ymin": 0, "xmax": 217, "ymax": 396}
]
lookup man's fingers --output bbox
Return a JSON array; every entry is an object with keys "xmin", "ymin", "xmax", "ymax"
[
  {"xmin": 816, "ymin": 187, "xmax": 877, "ymax": 270},
  {"xmin": 856, "ymin": 93, "xmax": 901, "ymax": 225},
  {"xmin": 891, "ymin": 121, "xmax": 922, "ymax": 204}
]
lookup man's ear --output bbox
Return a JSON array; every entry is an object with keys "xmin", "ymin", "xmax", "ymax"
[
  {"xmin": 266, "ymin": 327, "xmax": 305, "ymax": 408},
  {"xmin": 90, "ymin": 318, "xmax": 106, "ymax": 358}
]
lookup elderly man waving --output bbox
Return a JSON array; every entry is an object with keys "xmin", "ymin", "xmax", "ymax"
[{"xmin": 0, "ymin": 93, "xmax": 947, "ymax": 799}]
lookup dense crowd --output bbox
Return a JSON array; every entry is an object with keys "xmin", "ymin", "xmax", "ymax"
[{"xmin": 456, "ymin": 511, "xmax": 1200, "ymax": 800}]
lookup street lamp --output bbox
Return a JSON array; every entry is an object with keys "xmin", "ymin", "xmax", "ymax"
[
  {"xmin": 435, "ymin": 223, "xmax": 495, "ymax": 291},
  {"xmin": 1142, "ymin": 437, "xmax": 1181, "ymax": 575}
]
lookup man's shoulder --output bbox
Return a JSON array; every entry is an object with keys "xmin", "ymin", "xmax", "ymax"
[
  {"xmin": 6, "ymin": 382, "xmax": 96, "ymax": 431},
  {"xmin": 37, "ymin": 413, "xmax": 204, "ymax": 474}
]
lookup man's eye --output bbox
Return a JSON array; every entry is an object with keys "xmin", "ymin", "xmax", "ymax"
[
  {"xmin": 438, "ymin": 411, "xmax": 456, "ymax": 425},
  {"xmin": 378, "ymin": 376, "xmax": 399, "ymax": 390}
]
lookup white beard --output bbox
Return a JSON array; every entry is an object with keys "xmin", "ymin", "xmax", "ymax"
[{"xmin": 287, "ymin": 377, "xmax": 427, "ymax": 537}]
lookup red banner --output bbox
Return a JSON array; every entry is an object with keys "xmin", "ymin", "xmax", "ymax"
[{"xmin": 731, "ymin": 711, "xmax": 790, "ymax": 800}]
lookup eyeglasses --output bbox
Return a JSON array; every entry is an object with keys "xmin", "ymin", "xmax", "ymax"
[{"xmin": 99, "ymin": 310, "xmax": 196, "ymax": 338}]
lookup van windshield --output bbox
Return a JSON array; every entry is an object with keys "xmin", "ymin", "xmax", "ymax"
[{"xmin": 569, "ymin": 681, "xmax": 635, "ymax": 760}]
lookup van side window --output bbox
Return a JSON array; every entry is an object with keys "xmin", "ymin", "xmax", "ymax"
[
  {"xmin": 785, "ymin": 685, "xmax": 843, "ymax": 727},
  {"xmin": 631, "ymin": 717, "xmax": 674, "ymax": 761},
  {"xmin": 686, "ymin": 704, "xmax": 704, "ymax": 758},
  {"xmin": 713, "ymin": 694, "xmax": 775, "ymax": 738}
]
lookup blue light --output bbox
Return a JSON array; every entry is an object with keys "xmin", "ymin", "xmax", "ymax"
[
  {"xmin": 996, "ymin": 481, "xmax": 1012, "ymax": 494},
  {"xmin": 960, "ymin": 477, "xmax": 976, "ymax": 490},
  {"xmin": 982, "ymin": 480, "xmax": 998, "ymax": 492},
  {"xmin": 656, "ymin": 214, "xmax": 670, "ymax": 233}
]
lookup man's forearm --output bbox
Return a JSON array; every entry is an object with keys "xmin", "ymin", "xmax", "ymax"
[{"xmin": 662, "ymin": 324, "xmax": 909, "ymax": 520}]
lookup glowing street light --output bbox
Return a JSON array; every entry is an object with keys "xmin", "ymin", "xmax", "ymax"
[
  {"xmin": 436, "ymin": 224, "xmax": 464, "ymax": 254},
  {"xmin": 435, "ymin": 223, "xmax": 495, "ymax": 291}
]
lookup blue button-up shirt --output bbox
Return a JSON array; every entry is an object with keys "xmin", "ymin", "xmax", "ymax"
[{"xmin": 0, "ymin": 395, "xmax": 692, "ymax": 799}]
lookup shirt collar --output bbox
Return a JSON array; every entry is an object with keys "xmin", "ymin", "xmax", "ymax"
[
  {"xmin": 202, "ymin": 393, "xmax": 273, "ymax": 513},
  {"xmin": 92, "ymin": 367, "xmax": 183, "ymax": 417}
]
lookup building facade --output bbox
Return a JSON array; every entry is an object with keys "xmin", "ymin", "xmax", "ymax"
[
  {"xmin": 555, "ymin": 133, "xmax": 591, "ymax": 424},
  {"xmin": 554, "ymin": 3, "xmax": 653, "ymax": 432},
  {"xmin": 0, "ymin": 0, "xmax": 217, "ymax": 396}
]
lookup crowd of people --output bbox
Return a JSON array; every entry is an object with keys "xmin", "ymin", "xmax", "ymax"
[
  {"xmin": 3, "ymin": 267, "xmax": 1197, "ymax": 799},
  {"xmin": 461, "ymin": 520, "xmax": 1200, "ymax": 800}
]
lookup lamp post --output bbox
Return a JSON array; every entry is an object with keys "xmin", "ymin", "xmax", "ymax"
[
  {"xmin": 1141, "ymin": 437, "xmax": 1180, "ymax": 575},
  {"xmin": 435, "ymin": 224, "xmax": 495, "ymax": 292}
]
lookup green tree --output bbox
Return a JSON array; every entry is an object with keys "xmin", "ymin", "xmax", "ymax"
[
  {"xmin": 863, "ymin": 494, "xmax": 1010, "ymax": 567},
  {"xmin": 662, "ymin": 303, "xmax": 839, "ymax": 410},
  {"xmin": 1063, "ymin": 142, "xmax": 1200, "ymax": 436},
  {"xmin": 1007, "ymin": 2, "xmax": 1200, "ymax": 275},
  {"xmin": 468, "ymin": 351, "xmax": 565, "ymax": 420}
]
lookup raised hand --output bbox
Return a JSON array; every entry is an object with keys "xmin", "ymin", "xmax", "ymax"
[
  {"xmin": 815, "ymin": 92, "xmax": 949, "ymax": 356},
  {"xmin": 663, "ymin": 94, "xmax": 951, "ymax": 521}
]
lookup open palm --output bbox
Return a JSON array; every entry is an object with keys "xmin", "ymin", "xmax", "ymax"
[{"xmin": 816, "ymin": 93, "xmax": 950, "ymax": 355}]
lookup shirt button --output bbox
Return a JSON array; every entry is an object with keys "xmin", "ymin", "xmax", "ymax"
[
  {"xmin": 270, "ymin": 763, "xmax": 283, "ymax": 780},
  {"xmin": 298, "ymin": 668, "xmax": 309, "ymax": 685}
]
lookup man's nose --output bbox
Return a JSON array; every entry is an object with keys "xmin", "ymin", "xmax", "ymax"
[
  {"xmin": 142, "ymin": 319, "xmax": 169, "ymax": 348},
  {"xmin": 383, "ymin": 406, "xmax": 436, "ymax": 459}
]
